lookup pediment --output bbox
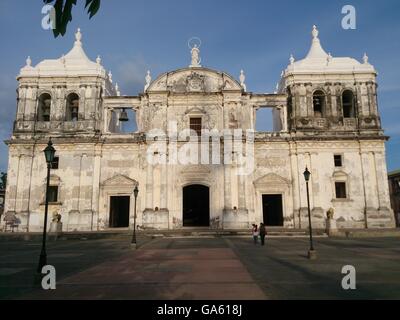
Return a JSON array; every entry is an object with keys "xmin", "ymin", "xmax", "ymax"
[
  {"xmin": 184, "ymin": 107, "xmax": 207, "ymax": 116},
  {"xmin": 332, "ymin": 170, "xmax": 348, "ymax": 178},
  {"xmin": 147, "ymin": 67, "xmax": 243, "ymax": 93},
  {"xmin": 254, "ymin": 173, "xmax": 290, "ymax": 187},
  {"xmin": 48, "ymin": 174, "xmax": 61, "ymax": 184},
  {"xmin": 101, "ymin": 174, "xmax": 138, "ymax": 187}
]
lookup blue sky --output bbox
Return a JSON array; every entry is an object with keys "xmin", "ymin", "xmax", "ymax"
[{"xmin": 0, "ymin": 0, "xmax": 399, "ymax": 172}]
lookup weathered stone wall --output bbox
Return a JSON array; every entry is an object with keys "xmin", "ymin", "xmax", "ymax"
[{"xmin": 2, "ymin": 67, "xmax": 395, "ymax": 232}]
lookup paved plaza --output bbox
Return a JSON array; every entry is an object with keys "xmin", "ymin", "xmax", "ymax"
[{"xmin": 1, "ymin": 235, "xmax": 400, "ymax": 299}]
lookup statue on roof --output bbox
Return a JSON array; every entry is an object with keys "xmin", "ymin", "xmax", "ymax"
[
  {"xmin": 144, "ymin": 70, "xmax": 151, "ymax": 91},
  {"xmin": 188, "ymin": 37, "xmax": 202, "ymax": 68},
  {"xmin": 75, "ymin": 28, "xmax": 82, "ymax": 44},
  {"xmin": 312, "ymin": 25, "xmax": 319, "ymax": 39},
  {"xmin": 363, "ymin": 53, "xmax": 369, "ymax": 64},
  {"xmin": 239, "ymin": 70, "xmax": 246, "ymax": 91},
  {"xmin": 190, "ymin": 45, "xmax": 201, "ymax": 67}
]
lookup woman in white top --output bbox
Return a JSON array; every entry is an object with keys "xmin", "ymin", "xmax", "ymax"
[{"xmin": 252, "ymin": 224, "xmax": 259, "ymax": 244}]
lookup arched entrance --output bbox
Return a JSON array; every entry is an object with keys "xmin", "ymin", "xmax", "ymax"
[{"xmin": 183, "ymin": 184, "xmax": 210, "ymax": 227}]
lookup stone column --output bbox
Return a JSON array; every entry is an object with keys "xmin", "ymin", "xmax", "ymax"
[
  {"xmin": 297, "ymin": 152, "xmax": 309, "ymax": 228},
  {"xmin": 15, "ymin": 155, "xmax": 23, "ymax": 213},
  {"xmin": 238, "ymin": 161, "xmax": 246, "ymax": 209},
  {"xmin": 17, "ymin": 154, "xmax": 33, "ymax": 231},
  {"xmin": 71, "ymin": 154, "xmax": 82, "ymax": 214},
  {"xmin": 374, "ymin": 151, "xmax": 392, "ymax": 211},
  {"xmin": 79, "ymin": 154, "xmax": 89, "ymax": 212},
  {"xmin": 103, "ymin": 107, "xmax": 110, "ymax": 133},
  {"xmin": 26, "ymin": 86, "xmax": 38, "ymax": 121},
  {"xmin": 145, "ymin": 162, "xmax": 154, "ymax": 210},
  {"xmin": 53, "ymin": 86, "xmax": 65, "ymax": 121},
  {"xmin": 91, "ymin": 149, "xmax": 102, "ymax": 230},
  {"xmin": 224, "ymin": 164, "xmax": 232, "ymax": 209},
  {"xmin": 360, "ymin": 152, "xmax": 375, "ymax": 209},
  {"xmin": 281, "ymin": 105, "xmax": 288, "ymax": 132},
  {"xmin": 310, "ymin": 152, "xmax": 324, "ymax": 228},
  {"xmin": 16, "ymin": 87, "xmax": 26, "ymax": 121},
  {"xmin": 21, "ymin": 154, "xmax": 33, "ymax": 212},
  {"xmin": 289, "ymin": 146, "xmax": 300, "ymax": 228},
  {"xmin": 160, "ymin": 159, "xmax": 167, "ymax": 209},
  {"xmin": 330, "ymin": 85, "xmax": 339, "ymax": 117},
  {"xmin": 368, "ymin": 82, "xmax": 379, "ymax": 116}
]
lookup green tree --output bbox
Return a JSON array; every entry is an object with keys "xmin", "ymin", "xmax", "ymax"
[{"xmin": 43, "ymin": 0, "xmax": 101, "ymax": 37}]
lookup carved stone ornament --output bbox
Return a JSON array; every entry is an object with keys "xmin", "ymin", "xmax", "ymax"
[
  {"xmin": 300, "ymin": 118, "xmax": 310, "ymax": 125},
  {"xmin": 326, "ymin": 207, "xmax": 334, "ymax": 219},
  {"xmin": 186, "ymin": 72, "xmax": 205, "ymax": 92}
]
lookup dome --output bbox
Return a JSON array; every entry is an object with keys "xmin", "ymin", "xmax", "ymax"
[
  {"xmin": 18, "ymin": 28, "xmax": 106, "ymax": 79},
  {"xmin": 284, "ymin": 26, "xmax": 376, "ymax": 75}
]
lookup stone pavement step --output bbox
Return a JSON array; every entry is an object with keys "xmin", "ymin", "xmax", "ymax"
[{"xmin": 2, "ymin": 228, "xmax": 399, "ymax": 242}]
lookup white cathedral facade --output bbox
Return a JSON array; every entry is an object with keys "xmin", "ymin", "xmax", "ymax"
[{"xmin": 1, "ymin": 26, "xmax": 396, "ymax": 232}]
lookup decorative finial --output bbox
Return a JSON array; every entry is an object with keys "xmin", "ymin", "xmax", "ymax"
[
  {"xmin": 61, "ymin": 54, "xmax": 66, "ymax": 65},
  {"xmin": 289, "ymin": 54, "xmax": 295, "ymax": 65},
  {"xmin": 75, "ymin": 28, "xmax": 82, "ymax": 45},
  {"xmin": 115, "ymin": 83, "xmax": 120, "ymax": 96},
  {"xmin": 327, "ymin": 52, "xmax": 332, "ymax": 63},
  {"xmin": 26, "ymin": 56, "xmax": 32, "ymax": 67},
  {"xmin": 312, "ymin": 25, "xmax": 319, "ymax": 39},
  {"xmin": 188, "ymin": 37, "xmax": 202, "ymax": 68},
  {"xmin": 108, "ymin": 70, "xmax": 113, "ymax": 83},
  {"xmin": 280, "ymin": 70, "xmax": 284, "ymax": 77},
  {"xmin": 144, "ymin": 70, "xmax": 151, "ymax": 91},
  {"xmin": 363, "ymin": 53, "xmax": 369, "ymax": 64},
  {"xmin": 239, "ymin": 70, "xmax": 246, "ymax": 91},
  {"xmin": 96, "ymin": 55, "xmax": 101, "ymax": 65}
]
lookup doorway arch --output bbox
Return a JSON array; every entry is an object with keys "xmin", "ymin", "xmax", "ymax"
[{"xmin": 183, "ymin": 184, "xmax": 210, "ymax": 227}]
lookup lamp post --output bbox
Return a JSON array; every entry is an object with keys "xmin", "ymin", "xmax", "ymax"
[
  {"xmin": 131, "ymin": 185, "xmax": 139, "ymax": 248},
  {"xmin": 37, "ymin": 139, "xmax": 56, "ymax": 273},
  {"xmin": 303, "ymin": 167, "xmax": 317, "ymax": 260}
]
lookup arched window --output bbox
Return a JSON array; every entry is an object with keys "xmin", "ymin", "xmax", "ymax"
[
  {"xmin": 66, "ymin": 93, "xmax": 79, "ymax": 121},
  {"xmin": 342, "ymin": 90, "xmax": 355, "ymax": 118},
  {"xmin": 313, "ymin": 90, "xmax": 325, "ymax": 118},
  {"xmin": 37, "ymin": 93, "xmax": 51, "ymax": 122}
]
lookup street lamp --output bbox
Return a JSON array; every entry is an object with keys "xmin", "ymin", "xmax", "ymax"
[
  {"xmin": 37, "ymin": 138, "xmax": 56, "ymax": 273},
  {"xmin": 131, "ymin": 185, "xmax": 139, "ymax": 248},
  {"xmin": 303, "ymin": 167, "xmax": 317, "ymax": 260}
]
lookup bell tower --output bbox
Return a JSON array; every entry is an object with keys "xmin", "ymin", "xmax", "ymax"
[
  {"xmin": 14, "ymin": 28, "xmax": 116, "ymax": 138},
  {"xmin": 280, "ymin": 26, "xmax": 381, "ymax": 135}
]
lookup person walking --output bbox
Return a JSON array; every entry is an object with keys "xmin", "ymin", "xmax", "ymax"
[
  {"xmin": 252, "ymin": 224, "xmax": 259, "ymax": 244},
  {"xmin": 259, "ymin": 223, "xmax": 266, "ymax": 246}
]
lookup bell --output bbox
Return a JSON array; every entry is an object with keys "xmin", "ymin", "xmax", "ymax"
[{"xmin": 119, "ymin": 108, "xmax": 129, "ymax": 122}]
